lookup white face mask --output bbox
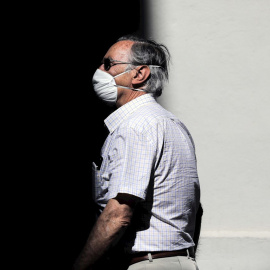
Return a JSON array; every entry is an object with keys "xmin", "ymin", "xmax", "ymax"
[{"xmin": 92, "ymin": 69, "xmax": 145, "ymax": 106}]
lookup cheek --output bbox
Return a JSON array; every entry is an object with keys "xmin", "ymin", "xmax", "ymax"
[{"xmin": 115, "ymin": 73, "xmax": 132, "ymax": 87}]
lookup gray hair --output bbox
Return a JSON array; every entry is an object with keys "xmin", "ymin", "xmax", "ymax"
[{"xmin": 117, "ymin": 35, "xmax": 170, "ymax": 97}]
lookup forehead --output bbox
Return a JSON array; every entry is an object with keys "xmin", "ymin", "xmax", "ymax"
[{"xmin": 104, "ymin": 40, "xmax": 134, "ymax": 61}]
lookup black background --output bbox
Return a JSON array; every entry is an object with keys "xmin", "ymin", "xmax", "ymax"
[{"xmin": 37, "ymin": 1, "xmax": 144, "ymax": 268}]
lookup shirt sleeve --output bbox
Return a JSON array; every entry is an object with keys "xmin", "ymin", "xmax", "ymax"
[{"xmin": 106, "ymin": 124, "xmax": 157, "ymax": 201}]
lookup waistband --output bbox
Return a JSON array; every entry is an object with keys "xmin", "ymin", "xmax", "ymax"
[{"xmin": 129, "ymin": 248, "xmax": 194, "ymax": 265}]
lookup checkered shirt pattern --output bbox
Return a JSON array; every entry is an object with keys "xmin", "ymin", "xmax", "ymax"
[{"xmin": 94, "ymin": 94, "xmax": 200, "ymax": 253}]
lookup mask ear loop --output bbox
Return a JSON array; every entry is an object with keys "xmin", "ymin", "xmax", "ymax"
[
  {"xmin": 113, "ymin": 65, "xmax": 161, "ymax": 79},
  {"xmin": 113, "ymin": 69, "xmax": 146, "ymax": 92},
  {"xmin": 114, "ymin": 84, "xmax": 145, "ymax": 92},
  {"xmin": 113, "ymin": 65, "xmax": 162, "ymax": 92},
  {"xmin": 113, "ymin": 69, "xmax": 131, "ymax": 79}
]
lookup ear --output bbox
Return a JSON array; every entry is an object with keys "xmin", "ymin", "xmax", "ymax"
[{"xmin": 131, "ymin": 65, "xmax": 150, "ymax": 85}]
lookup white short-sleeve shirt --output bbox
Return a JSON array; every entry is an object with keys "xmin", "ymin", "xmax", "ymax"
[{"xmin": 93, "ymin": 94, "xmax": 200, "ymax": 253}]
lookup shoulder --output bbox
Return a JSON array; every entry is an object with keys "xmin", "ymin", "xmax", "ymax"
[{"xmin": 118, "ymin": 102, "xmax": 176, "ymax": 141}]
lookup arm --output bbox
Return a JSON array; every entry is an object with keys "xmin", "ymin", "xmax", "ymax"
[{"xmin": 72, "ymin": 193, "xmax": 137, "ymax": 270}]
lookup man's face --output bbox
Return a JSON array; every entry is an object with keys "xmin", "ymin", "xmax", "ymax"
[
  {"xmin": 99, "ymin": 40, "xmax": 136, "ymax": 104},
  {"xmin": 99, "ymin": 40, "xmax": 134, "ymax": 79}
]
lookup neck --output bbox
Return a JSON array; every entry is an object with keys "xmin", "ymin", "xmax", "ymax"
[{"xmin": 116, "ymin": 89, "xmax": 146, "ymax": 108}]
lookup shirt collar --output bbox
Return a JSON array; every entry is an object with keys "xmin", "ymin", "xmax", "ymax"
[{"xmin": 104, "ymin": 94, "xmax": 157, "ymax": 133}]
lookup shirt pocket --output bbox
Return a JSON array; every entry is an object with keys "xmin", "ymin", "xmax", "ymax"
[{"xmin": 92, "ymin": 162, "xmax": 109, "ymax": 208}]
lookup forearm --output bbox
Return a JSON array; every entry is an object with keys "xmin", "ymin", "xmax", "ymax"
[{"xmin": 73, "ymin": 198, "xmax": 133, "ymax": 270}]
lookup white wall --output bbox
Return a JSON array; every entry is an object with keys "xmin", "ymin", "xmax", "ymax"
[{"xmin": 143, "ymin": 1, "xmax": 270, "ymax": 269}]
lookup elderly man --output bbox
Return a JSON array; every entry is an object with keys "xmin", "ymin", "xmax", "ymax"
[{"xmin": 73, "ymin": 35, "xmax": 201, "ymax": 270}]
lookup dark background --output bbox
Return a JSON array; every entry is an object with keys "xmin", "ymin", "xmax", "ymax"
[
  {"xmin": 39, "ymin": 1, "xmax": 145, "ymax": 268},
  {"xmin": 3, "ymin": 1, "xmax": 147, "ymax": 268}
]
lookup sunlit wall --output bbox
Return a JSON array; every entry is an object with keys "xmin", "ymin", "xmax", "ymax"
[{"xmin": 142, "ymin": 1, "xmax": 270, "ymax": 269}]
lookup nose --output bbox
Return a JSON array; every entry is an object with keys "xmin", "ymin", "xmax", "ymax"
[{"xmin": 99, "ymin": 64, "xmax": 105, "ymax": 71}]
